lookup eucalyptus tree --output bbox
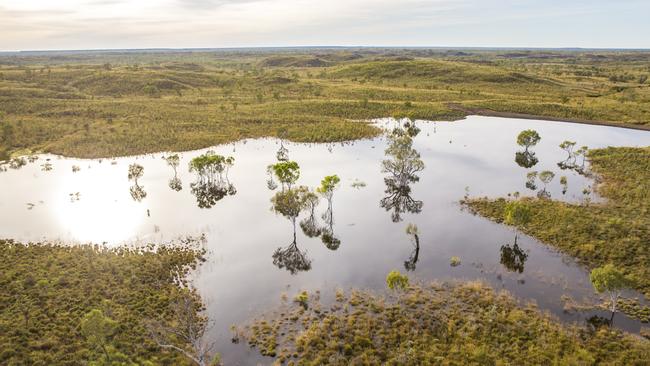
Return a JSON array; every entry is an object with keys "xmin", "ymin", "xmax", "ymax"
[
  {"xmin": 557, "ymin": 140, "xmax": 578, "ymax": 171},
  {"xmin": 80, "ymin": 309, "xmax": 119, "ymax": 364},
  {"xmin": 559, "ymin": 140, "xmax": 577, "ymax": 159},
  {"xmin": 163, "ymin": 154, "xmax": 182, "ymax": 191},
  {"xmin": 537, "ymin": 170, "xmax": 555, "ymax": 199},
  {"xmin": 271, "ymin": 186, "xmax": 314, "ymax": 274},
  {"xmin": 404, "ymin": 223, "xmax": 420, "ymax": 272},
  {"xmin": 380, "ymin": 128, "xmax": 425, "ymax": 222},
  {"xmin": 514, "ymin": 130, "xmax": 541, "ymax": 169},
  {"xmin": 128, "ymin": 163, "xmax": 147, "ymax": 202},
  {"xmin": 317, "ymin": 175, "xmax": 341, "ymax": 250},
  {"xmin": 267, "ymin": 161, "xmax": 300, "ymax": 191},
  {"xmin": 516, "ymin": 130, "xmax": 541, "ymax": 152},
  {"xmin": 573, "ymin": 145, "xmax": 589, "ymax": 174},
  {"xmin": 590, "ymin": 264, "xmax": 633, "ymax": 323},
  {"xmin": 188, "ymin": 151, "xmax": 236, "ymax": 209}
]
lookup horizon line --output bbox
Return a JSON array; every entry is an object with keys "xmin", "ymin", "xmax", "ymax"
[{"xmin": 2, "ymin": 45, "xmax": 650, "ymax": 54}]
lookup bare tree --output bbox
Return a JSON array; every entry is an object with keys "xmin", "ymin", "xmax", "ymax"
[{"xmin": 146, "ymin": 295, "xmax": 219, "ymax": 366}]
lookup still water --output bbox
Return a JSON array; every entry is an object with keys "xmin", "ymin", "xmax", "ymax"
[{"xmin": 1, "ymin": 116, "xmax": 649, "ymax": 363}]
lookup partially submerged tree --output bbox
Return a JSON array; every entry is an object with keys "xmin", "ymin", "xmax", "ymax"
[
  {"xmin": 537, "ymin": 170, "xmax": 555, "ymax": 199},
  {"xmin": 317, "ymin": 175, "xmax": 341, "ymax": 250},
  {"xmin": 271, "ymin": 186, "xmax": 314, "ymax": 274},
  {"xmin": 164, "ymin": 154, "xmax": 183, "ymax": 191},
  {"xmin": 516, "ymin": 130, "xmax": 541, "ymax": 152},
  {"xmin": 188, "ymin": 152, "xmax": 236, "ymax": 208},
  {"xmin": 559, "ymin": 140, "xmax": 577, "ymax": 159},
  {"xmin": 128, "ymin": 163, "xmax": 144, "ymax": 184},
  {"xmin": 128, "ymin": 163, "xmax": 147, "ymax": 201},
  {"xmin": 268, "ymin": 161, "xmax": 300, "ymax": 191},
  {"xmin": 590, "ymin": 264, "xmax": 633, "ymax": 323},
  {"xmin": 380, "ymin": 128, "xmax": 425, "ymax": 222}
]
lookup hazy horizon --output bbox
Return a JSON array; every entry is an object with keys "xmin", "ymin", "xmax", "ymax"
[{"xmin": 1, "ymin": 0, "xmax": 649, "ymax": 52}]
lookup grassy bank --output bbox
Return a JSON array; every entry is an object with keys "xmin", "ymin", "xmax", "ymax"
[
  {"xmin": 0, "ymin": 239, "xmax": 206, "ymax": 365},
  {"xmin": 1, "ymin": 49, "xmax": 649, "ymax": 158},
  {"xmin": 464, "ymin": 147, "xmax": 650, "ymax": 298},
  {"xmin": 240, "ymin": 281, "xmax": 649, "ymax": 364}
]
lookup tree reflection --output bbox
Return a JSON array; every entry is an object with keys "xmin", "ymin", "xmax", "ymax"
[
  {"xmin": 380, "ymin": 124, "xmax": 424, "ymax": 222},
  {"xmin": 299, "ymin": 193, "xmax": 321, "ymax": 238},
  {"xmin": 163, "ymin": 154, "xmax": 182, "ymax": 192},
  {"xmin": 515, "ymin": 151, "xmax": 539, "ymax": 168},
  {"xmin": 502, "ymin": 200, "xmax": 531, "ymax": 273},
  {"xmin": 128, "ymin": 163, "xmax": 147, "ymax": 202},
  {"xmin": 317, "ymin": 175, "xmax": 341, "ymax": 250},
  {"xmin": 404, "ymin": 223, "xmax": 420, "ymax": 271},
  {"xmin": 271, "ymin": 186, "xmax": 314, "ymax": 274},
  {"xmin": 585, "ymin": 315, "xmax": 611, "ymax": 331},
  {"xmin": 188, "ymin": 151, "xmax": 236, "ymax": 209},
  {"xmin": 499, "ymin": 242, "xmax": 528, "ymax": 273}
]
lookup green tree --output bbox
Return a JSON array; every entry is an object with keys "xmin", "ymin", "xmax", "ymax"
[
  {"xmin": 538, "ymin": 170, "xmax": 555, "ymax": 188},
  {"xmin": 269, "ymin": 161, "xmax": 300, "ymax": 191},
  {"xmin": 271, "ymin": 186, "xmax": 312, "ymax": 231},
  {"xmin": 590, "ymin": 264, "xmax": 632, "ymax": 319},
  {"xmin": 80, "ymin": 309, "xmax": 118, "ymax": 363},
  {"xmin": 316, "ymin": 175, "xmax": 341, "ymax": 201},
  {"xmin": 559, "ymin": 140, "xmax": 577, "ymax": 159},
  {"xmin": 386, "ymin": 270, "xmax": 409, "ymax": 290},
  {"xmin": 516, "ymin": 130, "xmax": 541, "ymax": 152}
]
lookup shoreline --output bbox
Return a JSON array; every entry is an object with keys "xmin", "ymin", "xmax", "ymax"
[{"xmin": 447, "ymin": 103, "xmax": 650, "ymax": 132}]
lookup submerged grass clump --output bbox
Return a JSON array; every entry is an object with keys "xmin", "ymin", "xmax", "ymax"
[
  {"xmin": 0, "ymin": 239, "xmax": 206, "ymax": 365},
  {"xmin": 240, "ymin": 281, "xmax": 649, "ymax": 364},
  {"xmin": 464, "ymin": 147, "xmax": 650, "ymax": 299}
]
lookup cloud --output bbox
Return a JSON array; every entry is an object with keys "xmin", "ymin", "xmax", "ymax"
[{"xmin": 0, "ymin": 0, "xmax": 648, "ymax": 50}]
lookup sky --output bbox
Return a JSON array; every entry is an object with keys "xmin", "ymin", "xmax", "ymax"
[{"xmin": 0, "ymin": 0, "xmax": 649, "ymax": 51}]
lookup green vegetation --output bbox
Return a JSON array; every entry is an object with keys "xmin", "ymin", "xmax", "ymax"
[
  {"xmin": 450, "ymin": 256, "xmax": 462, "ymax": 267},
  {"xmin": 464, "ymin": 147, "xmax": 650, "ymax": 298},
  {"xmin": 241, "ymin": 281, "xmax": 649, "ymax": 364},
  {"xmin": 516, "ymin": 129, "xmax": 541, "ymax": 151},
  {"xmin": 1, "ymin": 49, "xmax": 650, "ymax": 158},
  {"xmin": 268, "ymin": 161, "xmax": 301, "ymax": 190},
  {"xmin": 385, "ymin": 270, "xmax": 409, "ymax": 290},
  {"xmin": 0, "ymin": 239, "xmax": 206, "ymax": 365},
  {"xmin": 591, "ymin": 264, "xmax": 634, "ymax": 316}
]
